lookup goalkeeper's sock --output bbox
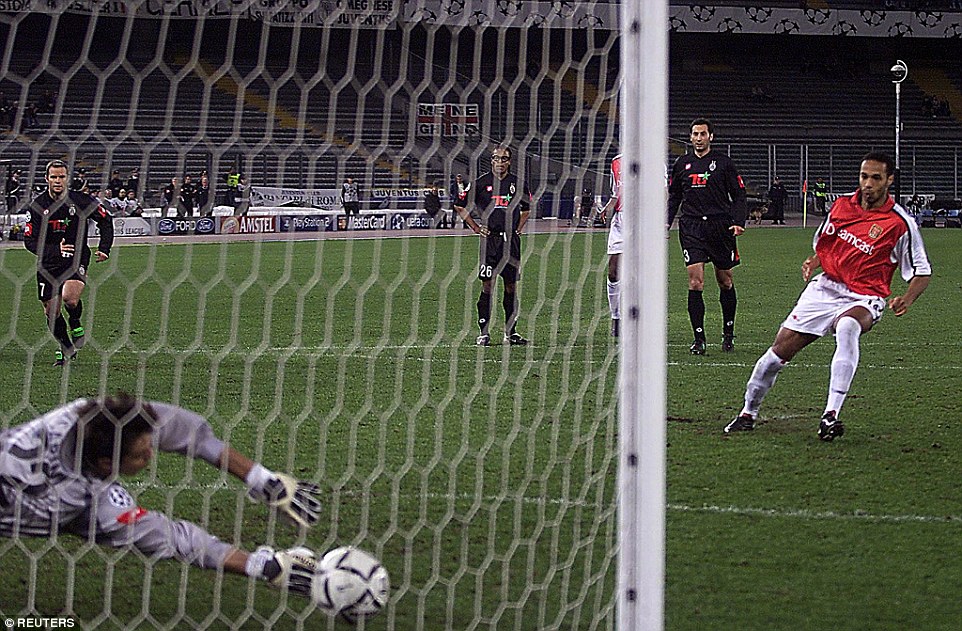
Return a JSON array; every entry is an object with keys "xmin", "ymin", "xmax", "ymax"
[
  {"xmin": 245, "ymin": 546, "xmax": 281, "ymax": 581},
  {"xmin": 244, "ymin": 463, "xmax": 277, "ymax": 496}
]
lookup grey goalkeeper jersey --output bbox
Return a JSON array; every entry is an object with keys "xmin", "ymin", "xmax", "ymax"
[{"xmin": 0, "ymin": 400, "xmax": 234, "ymax": 569}]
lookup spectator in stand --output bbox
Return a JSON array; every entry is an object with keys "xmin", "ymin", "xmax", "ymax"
[
  {"xmin": 125, "ymin": 167, "xmax": 140, "ymax": 198},
  {"xmin": 224, "ymin": 167, "xmax": 240, "ymax": 206},
  {"xmin": 767, "ymin": 176, "xmax": 788, "ymax": 225},
  {"xmin": 424, "ymin": 181, "xmax": 448, "ymax": 228},
  {"xmin": 5, "ymin": 168, "xmax": 22, "ymax": 214},
  {"xmin": 24, "ymin": 102, "xmax": 39, "ymax": 129},
  {"xmin": 71, "ymin": 168, "xmax": 87, "ymax": 192},
  {"xmin": 813, "ymin": 177, "xmax": 828, "ymax": 216},
  {"xmin": 197, "ymin": 174, "xmax": 212, "ymax": 216},
  {"xmin": 450, "ymin": 174, "xmax": 470, "ymax": 228},
  {"xmin": 178, "ymin": 174, "xmax": 196, "ymax": 217},
  {"xmin": 234, "ymin": 176, "xmax": 251, "ymax": 216},
  {"xmin": 108, "ymin": 170, "xmax": 124, "ymax": 195},
  {"xmin": 109, "ymin": 188, "xmax": 128, "ymax": 217},
  {"xmin": 125, "ymin": 189, "xmax": 143, "ymax": 217},
  {"xmin": 161, "ymin": 177, "xmax": 178, "ymax": 218},
  {"xmin": 341, "ymin": 177, "xmax": 360, "ymax": 218},
  {"xmin": 41, "ymin": 88, "xmax": 55, "ymax": 113}
]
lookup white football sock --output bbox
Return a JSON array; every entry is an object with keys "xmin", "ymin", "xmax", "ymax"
[
  {"xmin": 825, "ymin": 316, "xmax": 861, "ymax": 417},
  {"xmin": 607, "ymin": 279, "xmax": 620, "ymax": 320},
  {"xmin": 741, "ymin": 347, "xmax": 787, "ymax": 417}
]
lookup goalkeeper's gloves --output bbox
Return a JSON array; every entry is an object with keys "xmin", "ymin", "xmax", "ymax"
[
  {"xmin": 249, "ymin": 472, "xmax": 323, "ymax": 528},
  {"xmin": 259, "ymin": 546, "xmax": 319, "ymax": 598}
]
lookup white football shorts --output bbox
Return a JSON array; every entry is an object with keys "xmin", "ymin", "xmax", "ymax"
[
  {"xmin": 782, "ymin": 273, "xmax": 886, "ymax": 337},
  {"xmin": 607, "ymin": 211, "xmax": 623, "ymax": 255}
]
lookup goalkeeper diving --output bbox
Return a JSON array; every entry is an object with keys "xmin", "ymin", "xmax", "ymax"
[{"xmin": 0, "ymin": 394, "xmax": 326, "ymax": 599}]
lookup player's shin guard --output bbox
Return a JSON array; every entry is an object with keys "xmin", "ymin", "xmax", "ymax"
[
  {"xmin": 826, "ymin": 316, "xmax": 861, "ymax": 416},
  {"xmin": 687, "ymin": 290, "xmax": 706, "ymax": 340},
  {"xmin": 64, "ymin": 299, "xmax": 83, "ymax": 329},
  {"xmin": 720, "ymin": 286, "xmax": 736, "ymax": 338},
  {"xmin": 502, "ymin": 290, "xmax": 518, "ymax": 335},
  {"xmin": 741, "ymin": 347, "xmax": 787, "ymax": 417},
  {"xmin": 607, "ymin": 279, "xmax": 621, "ymax": 321},
  {"xmin": 477, "ymin": 291, "xmax": 492, "ymax": 335}
]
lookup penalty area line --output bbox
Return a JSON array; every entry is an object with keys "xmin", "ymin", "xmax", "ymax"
[{"xmin": 124, "ymin": 481, "xmax": 962, "ymax": 526}]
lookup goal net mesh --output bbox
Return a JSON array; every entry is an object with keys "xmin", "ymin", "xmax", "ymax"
[{"xmin": 0, "ymin": 1, "xmax": 622, "ymax": 628}]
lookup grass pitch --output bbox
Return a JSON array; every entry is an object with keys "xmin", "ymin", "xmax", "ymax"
[{"xmin": 0, "ymin": 226, "xmax": 959, "ymax": 630}]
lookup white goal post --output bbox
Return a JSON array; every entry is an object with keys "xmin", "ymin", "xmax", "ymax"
[
  {"xmin": 618, "ymin": 2, "xmax": 668, "ymax": 630},
  {"xmin": 0, "ymin": 1, "xmax": 648, "ymax": 629}
]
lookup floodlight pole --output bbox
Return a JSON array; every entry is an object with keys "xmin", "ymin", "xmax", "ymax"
[{"xmin": 892, "ymin": 60, "xmax": 908, "ymax": 203}]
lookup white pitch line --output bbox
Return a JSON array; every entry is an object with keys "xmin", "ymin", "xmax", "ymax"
[
  {"xmin": 117, "ymin": 345, "xmax": 951, "ymax": 371},
  {"xmin": 125, "ymin": 482, "xmax": 962, "ymax": 526},
  {"xmin": 668, "ymin": 503, "xmax": 962, "ymax": 525}
]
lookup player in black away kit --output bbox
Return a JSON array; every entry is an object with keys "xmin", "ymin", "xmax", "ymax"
[
  {"xmin": 667, "ymin": 118, "xmax": 747, "ymax": 355},
  {"xmin": 455, "ymin": 145, "xmax": 532, "ymax": 346},
  {"xmin": 23, "ymin": 160, "xmax": 114, "ymax": 366}
]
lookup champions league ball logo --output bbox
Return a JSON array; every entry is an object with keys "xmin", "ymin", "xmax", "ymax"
[
  {"xmin": 774, "ymin": 18, "xmax": 800, "ymax": 34},
  {"xmin": 689, "ymin": 5, "xmax": 715, "ymax": 23},
  {"xmin": 552, "ymin": 1, "xmax": 575, "ymax": 19},
  {"xmin": 578, "ymin": 14, "xmax": 604, "ymax": 28},
  {"xmin": 717, "ymin": 17, "xmax": 742, "ymax": 33},
  {"xmin": 860, "ymin": 11, "xmax": 886, "ymax": 27},
  {"xmin": 496, "ymin": 0, "xmax": 521, "ymax": 17},
  {"xmin": 525, "ymin": 13, "xmax": 547, "ymax": 27},
  {"xmin": 888, "ymin": 21, "xmax": 913, "ymax": 37},
  {"xmin": 916, "ymin": 12, "xmax": 943, "ymax": 29},
  {"xmin": 834, "ymin": 20, "xmax": 857, "ymax": 36},
  {"xmin": 442, "ymin": 0, "xmax": 465, "ymax": 16},
  {"xmin": 804, "ymin": 9, "xmax": 831, "ymax": 26},
  {"xmin": 745, "ymin": 7, "xmax": 773, "ymax": 24}
]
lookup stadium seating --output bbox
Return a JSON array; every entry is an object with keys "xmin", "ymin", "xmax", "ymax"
[{"xmin": 2, "ymin": 24, "xmax": 961, "ymax": 209}]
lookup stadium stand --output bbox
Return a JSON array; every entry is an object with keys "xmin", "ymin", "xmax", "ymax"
[{"xmin": 2, "ymin": 17, "xmax": 962, "ymax": 209}]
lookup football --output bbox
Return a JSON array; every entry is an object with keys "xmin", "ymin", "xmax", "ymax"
[{"xmin": 311, "ymin": 546, "xmax": 390, "ymax": 623}]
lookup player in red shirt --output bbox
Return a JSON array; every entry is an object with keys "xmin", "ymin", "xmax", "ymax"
[{"xmin": 725, "ymin": 152, "xmax": 931, "ymax": 440}]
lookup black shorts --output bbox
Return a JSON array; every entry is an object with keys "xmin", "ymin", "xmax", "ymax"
[
  {"xmin": 478, "ymin": 232, "xmax": 521, "ymax": 282},
  {"xmin": 678, "ymin": 216, "xmax": 740, "ymax": 270},
  {"xmin": 37, "ymin": 264, "xmax": 87, "ymax": 301}
]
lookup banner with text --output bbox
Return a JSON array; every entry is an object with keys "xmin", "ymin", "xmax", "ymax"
[
  {"xmin": 3, "ymin": 0, "xmax": 400, "ymax": 28},
  {"xmin": 250, "ymin": 186, "xmax": 341, "ymax": 210},
  {"xmin": 416, "ymin": 103, "xmax": 480, "ymax": 138}
]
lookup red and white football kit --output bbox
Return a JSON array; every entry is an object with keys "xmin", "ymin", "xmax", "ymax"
[
  {"xmin": 607, "ymin": 154, "xmax": 623, "ymax": 255},
  {"xmin": 783, "ymin": 192, "xmax": 931, "ymax": 336}
]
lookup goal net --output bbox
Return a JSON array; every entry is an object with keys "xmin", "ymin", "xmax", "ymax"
[{"xmin": 0, "ymin": 1, "xmax": 624, "ymax": 629}]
